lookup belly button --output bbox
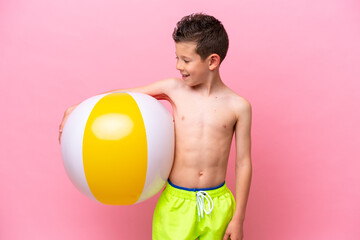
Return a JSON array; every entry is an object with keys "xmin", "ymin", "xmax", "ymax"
[{"xmin": 199, "ymin": 171, "xmax": 204, "ymax": 176}]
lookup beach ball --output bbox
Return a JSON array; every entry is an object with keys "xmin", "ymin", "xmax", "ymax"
[{"xmin": 60, "ymin": 92, "xmax": 174, "ymax": 205}]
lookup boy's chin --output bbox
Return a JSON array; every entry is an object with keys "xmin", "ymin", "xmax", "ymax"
[{"xmin": 185, "ymin": 80, "xmax": 201, "ymax": 87}]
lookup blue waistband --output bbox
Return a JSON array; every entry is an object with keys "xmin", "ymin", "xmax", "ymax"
[{"xmin": 168, "ymin": 179, "xmax": 225, "ymax": 192}]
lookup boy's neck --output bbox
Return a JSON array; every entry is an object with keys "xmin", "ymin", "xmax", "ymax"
[{"xmin": 192, "ymin": 68, "xmax": 225, "ymax": 97}]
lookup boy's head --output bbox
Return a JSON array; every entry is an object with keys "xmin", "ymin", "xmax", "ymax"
[{"xmin": 172, "ymin": 13, "xmax": 229, "ymax": 64}]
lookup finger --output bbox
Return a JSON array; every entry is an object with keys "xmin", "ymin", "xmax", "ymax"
[
  {"xmin": 58, "ymin": 126, "xmax": 63, "ymax": 144},
  {"xmin": 223, "ymin": 233, "xmax": 230, "ymax": 240},
  {"xmin": 59, "ymin": 119, "xmax": 67, "ymax": 144},
  {"xmin": 59, "ymin": 132, "xmax": 62, "ymax": 144}
]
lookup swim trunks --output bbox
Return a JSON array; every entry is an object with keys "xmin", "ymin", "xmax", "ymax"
[{"xmin": 152, "ymin": 180, "xmax": 236, "ymax": 239}]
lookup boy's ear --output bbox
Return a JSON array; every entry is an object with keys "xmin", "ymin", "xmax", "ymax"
[{"xmin": 208, "ymin": 54, "xmax": 221, "ymax": 70}]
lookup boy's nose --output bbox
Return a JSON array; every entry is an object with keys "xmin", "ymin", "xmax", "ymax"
[{"xmin": 176, "ymin": 61, "xmax": 183, "ymax": 71}]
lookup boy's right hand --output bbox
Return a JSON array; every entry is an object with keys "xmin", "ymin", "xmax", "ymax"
[{"xmin": 59, "ymin": 104, "xmax": 78, "ymax": 144}]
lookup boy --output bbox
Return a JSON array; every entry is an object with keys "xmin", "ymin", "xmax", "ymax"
[{"xmin": 59, "ymin": 13, "xmax": 252, "ymax": 240}]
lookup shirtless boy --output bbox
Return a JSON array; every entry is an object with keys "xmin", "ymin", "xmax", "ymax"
[{"xmin": 59, "ymin": 13, "xmax": 252, "ymax": 240}]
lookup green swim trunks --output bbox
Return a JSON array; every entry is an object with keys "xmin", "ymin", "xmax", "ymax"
[{"xmin": 152, "ymin": 180, "xmax": 236, "ymax": 239}]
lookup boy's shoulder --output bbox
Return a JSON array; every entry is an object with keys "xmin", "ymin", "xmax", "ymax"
[
  {"xmin": 160, "ymin": 77, "xmax": 183, "ymax": 90},
  {"xmin": 223, "ymin": 87, "xmax": 252, "ymax": 119},
  {"xmin": 162, "ymin": 77, "xmax": 194, "ymax": 93},
  {"xmin": 223, "ymin": 86, "xmax": 251, "ymax": 106}
]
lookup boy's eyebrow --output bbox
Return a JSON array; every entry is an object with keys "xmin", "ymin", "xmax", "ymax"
[{"xmin": 175, "ymin": 52, "xmax": 190, "ymax": 59}]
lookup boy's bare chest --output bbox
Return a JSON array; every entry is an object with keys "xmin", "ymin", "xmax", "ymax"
[{"xmin": 172, "ymin": 95, "xmax": 237, "ymax": 132}]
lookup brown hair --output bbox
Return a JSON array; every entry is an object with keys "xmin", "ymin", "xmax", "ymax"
[{"xmin": 172, "ymin": 13, "xmax": 229, "ymax": 64}]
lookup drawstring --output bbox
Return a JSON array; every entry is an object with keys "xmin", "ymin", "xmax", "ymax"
[{"xmin": 196, "ymin": 191, "xmax": 214, "ymax": 221}]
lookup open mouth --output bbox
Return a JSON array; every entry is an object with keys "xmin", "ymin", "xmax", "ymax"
[{"xmin": 181, "ymin": 73, "xmax": 190, "ymax": 79}]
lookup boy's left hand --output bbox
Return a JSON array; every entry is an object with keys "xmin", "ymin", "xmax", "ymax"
[{"xmin": 223, "ymin": 219, "xmax": 244, "ymax": 240}]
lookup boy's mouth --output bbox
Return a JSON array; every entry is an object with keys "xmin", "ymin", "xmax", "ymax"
[{"xmin": 181, "ymin": 73, "xmax": 190, "ymax": 80}]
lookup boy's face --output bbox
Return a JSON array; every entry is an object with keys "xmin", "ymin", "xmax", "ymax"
[{"xmin": 175, "ymin": 41, "xmax": 209, "ymax": 86}]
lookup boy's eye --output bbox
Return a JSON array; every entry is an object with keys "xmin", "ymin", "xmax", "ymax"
[{"xmin": 175, "ymin": 56, "xmax": 189, "ymax": 63}]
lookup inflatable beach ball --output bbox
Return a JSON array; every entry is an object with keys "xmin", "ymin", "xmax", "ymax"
[{"xmin": 60, "ymin": 92, "xmax": 174, "ymax": 205}]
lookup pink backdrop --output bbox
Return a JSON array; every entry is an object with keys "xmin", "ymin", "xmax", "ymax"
[{"xmin": 1, "ymin": 0, "xmax": 359, "ymax": 239}]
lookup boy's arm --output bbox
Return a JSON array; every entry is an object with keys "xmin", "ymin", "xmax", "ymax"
[
  {"xmin": 59, "ymin": 78, "xmax": 178, "ymax": 143},
  {"xmin": 223, "ymin": 99, "xmax": 252, "ymax": 239},
  {"xmin": 232, "ymin": 99, "xmax": 253, "ymax": 221},
  {"xmin": 100, "ymin": 77, "xmax": 178, "ymax": 101}
]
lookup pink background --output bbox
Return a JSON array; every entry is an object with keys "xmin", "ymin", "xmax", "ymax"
[{"xmin": 1, "ymin": 0, "xmax": 359, "ymax": 239}]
